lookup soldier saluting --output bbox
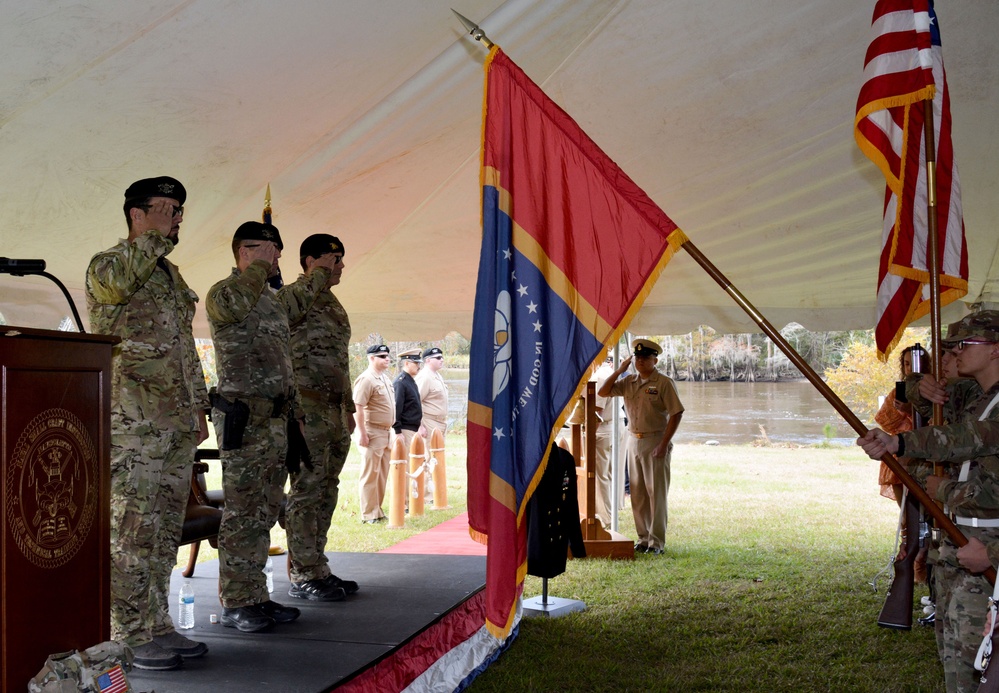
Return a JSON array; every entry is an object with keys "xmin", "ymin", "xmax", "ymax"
[
  {"xmin": 276, "ymin": 234, "xmax": 359, "ymax": 602},
  {"xmin": 206, "ymin": 221, "xmax": 304, "ymax": 633},
  {"xmin": 86, "ymin": 177, "xmax": 210, "ymax": 670}
]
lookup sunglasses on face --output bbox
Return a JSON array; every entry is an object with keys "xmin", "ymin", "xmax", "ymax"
[
  {"xmin": 954, "ymin": 340, "xmax": 996, "ymax": 352},
  {"xmin": 374, "ymin": 354, "xmax": 390, "ymax": 359}
]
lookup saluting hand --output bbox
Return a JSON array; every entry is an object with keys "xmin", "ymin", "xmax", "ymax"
[{"xmin": 242, "ymin": 242, "xmax": 278, "ymax": 267}]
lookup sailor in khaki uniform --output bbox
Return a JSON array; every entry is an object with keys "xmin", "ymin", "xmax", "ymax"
[
  {"xmin": 416, "ymin": 346, "xmax": 448, "ymax": 436},
  {"xmin": 598, "ymin": 339, "xmax": 684, "ymax": 554},
  {"xmin": 352, "ymin": 344, "xmax": 396, "ymax": 523}
]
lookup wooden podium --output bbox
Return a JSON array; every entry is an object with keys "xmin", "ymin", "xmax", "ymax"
[
  {"xmin": 568, "ymin": 382, "xmax": 633, "ymax": 559},
  {"xmin": 1, "ymin": 326, "xmax": 117, "ymax": 692}
]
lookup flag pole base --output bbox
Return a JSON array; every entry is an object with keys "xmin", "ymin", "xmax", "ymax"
[{"xmin": 522, "ymin": 587, "xmax": 587, "ymax": 619}]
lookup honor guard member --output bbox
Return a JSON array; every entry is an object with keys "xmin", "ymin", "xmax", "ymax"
[
  {"xmin": 86, "ymin": 177, "xmax": 210, "ymax": 670},
  {"xmin": 598, "ymin": 339, "xmax": 684, "ymax": 555},
  {"xmin": 393, "ymin": 349, "xmax": 425, "ymax": 454},
  {"xmin": 276, "ymin": 233, "xmax": 359, "ymax": 602},
  {"xmin": 206, "ymin": 221, "xmax": 304, "ymax": 633},
  {"xmin": 353, "ymin": 345, "xmax": 396, "ymax": 523},
  {"xmin": 416, "ymin": 346, "xmax": 449, "ymax": 436},
  {"xmin": 859, "ymin": 310, "xmax": 999, "ymax": 693}
]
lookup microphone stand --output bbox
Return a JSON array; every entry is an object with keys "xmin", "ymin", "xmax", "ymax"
[{"xmin": 2, "ymin": 263, "xmax": 86, "ymax": 333}]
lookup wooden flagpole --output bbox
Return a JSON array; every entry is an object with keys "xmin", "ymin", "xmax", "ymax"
[{"xmin": 679, "ymin": 239, "xmax": 993, "ymax": 583}]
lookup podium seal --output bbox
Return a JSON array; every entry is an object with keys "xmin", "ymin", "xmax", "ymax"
[{"xmin": 5, "ymin": 408, "xmax": 98, "ymax": 569}]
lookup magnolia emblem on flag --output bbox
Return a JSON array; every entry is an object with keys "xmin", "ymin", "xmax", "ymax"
[
  {"xmin": 493, "ymin": 290, "xmax": 512, "ymax": 398},
  {"xmin": 467, "ymin": 46, "xmax": 687, "ymax": 640}
]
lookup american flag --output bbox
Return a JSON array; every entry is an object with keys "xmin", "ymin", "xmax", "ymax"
[
  {"xmin": 95, "ymin": 664, "xmax": 129, "ymax": 693},
  {"xmin": 854, "ymin": 0, "xmax": 967, "ymax": 360}
]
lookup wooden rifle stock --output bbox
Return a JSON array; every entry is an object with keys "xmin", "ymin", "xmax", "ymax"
[
  {"xmin": 877, "ymin": 492, "xmax": 921, "ymax": 629},
  {"xmin": 877, "ymin": 344, "xmax": 926, "ymax": 630}
]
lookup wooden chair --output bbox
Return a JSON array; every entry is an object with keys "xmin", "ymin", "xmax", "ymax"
[
  {"xmin": 179, "ymin": 449, "xmax": 224, "ymax": 578},
  {"xmin": 179, "ymin": 448, "xmax": 289, "ymax": 578}
]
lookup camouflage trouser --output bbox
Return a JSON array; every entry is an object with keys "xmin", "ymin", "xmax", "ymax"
[
  {"xmin": 935, "ymin": 529, "xmax": 999, "ymax": 693},
  {"xmin": 286, "ymin": 400, "xmax": 351, "ymax": 583},
  {"xmin": 215, "ymin": 410, "xmax": 288, "ymax": 608},
  {"xmin": 110, "ymin": 430, "xmax": 196, "ymax": 646},
  {"xmin": 358, "ymin": 426, "xmax": 392, "ymax": 521}
]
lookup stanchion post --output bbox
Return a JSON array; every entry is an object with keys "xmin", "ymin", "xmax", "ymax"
[
  {"xmin": 430, "ymin": 427, "xmax": 450, "ymax": 509},
  {"xmin": 409, "ymin": 433, "xmax": 426, "ymax": 517},
  {"xmin": 388, "ymin": 436, "xmax": 407, "ymax": 528}
]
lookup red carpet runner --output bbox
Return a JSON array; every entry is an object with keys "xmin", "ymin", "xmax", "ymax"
[{"xmin": 377, "ymin": 512, "xmax": 487, "ymax": 556}]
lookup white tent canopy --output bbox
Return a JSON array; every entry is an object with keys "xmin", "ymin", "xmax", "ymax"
[{"xmin": 2, "ymin": 0, "xmax": 997, "ymax": 340}]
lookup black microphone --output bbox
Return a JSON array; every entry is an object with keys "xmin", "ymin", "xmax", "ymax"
[{"xmin": 0, "ymin": 257, "xmax": 47, "ymax": 275}]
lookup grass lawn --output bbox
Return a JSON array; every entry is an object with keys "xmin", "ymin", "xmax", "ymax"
[{"xmin": 179, "ymin": 438, "xmax": 944, "ymax": 692}]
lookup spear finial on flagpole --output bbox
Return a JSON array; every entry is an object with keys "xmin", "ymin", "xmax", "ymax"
[
  {"xmin": 452, "ymin": 9, "xmax": 493, "ymax": 48},
  {"xmin": 263, "ymin": 183, "xmax": 272, "ymax": 224}
]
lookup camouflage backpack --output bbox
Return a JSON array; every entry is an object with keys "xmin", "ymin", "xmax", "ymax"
[{"xmin": 27, "ymin": 641, "xmax": 134, "ymax": 693}]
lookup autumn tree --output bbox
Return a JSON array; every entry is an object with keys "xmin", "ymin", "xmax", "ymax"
[{"xmin": 824, "ymin": 328, "xmax": 930, "ymax": 422}]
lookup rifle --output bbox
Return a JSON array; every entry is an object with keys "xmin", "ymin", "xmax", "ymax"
[
  {"xmin": 877, "ymin": 491, "xmax": 921, "ymax": 629},
  {"xmin": 877, "ymin": 344, "xmax": 928, "ymax": 630}
]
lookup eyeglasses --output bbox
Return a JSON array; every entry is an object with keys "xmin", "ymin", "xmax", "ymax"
[
  {"xmin": 374, "ymin": 354, "xmax": 390, "ymax": 359},
  {"xmin": 137, "ymin": 203, "xmax": 184, "ymax": 216},
  {"xmin": 954, "ymin": 340, "xmax": 996, "ymax": 352}
]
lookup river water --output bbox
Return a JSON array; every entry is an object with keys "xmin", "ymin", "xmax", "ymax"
[
  {"xmin": 442, "ymin": 371, "xmax": 858, "ymax": 446},
  {"xmin": 670, "ymin": 380, "xmax": 855, "ymax": 446}
]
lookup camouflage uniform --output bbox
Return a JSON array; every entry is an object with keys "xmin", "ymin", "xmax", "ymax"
[
  {"xmin": 86, "ymin": 230, "xmax": 209, "ymax": 647},
  {"xmin": 904, "ymin": 377, "xmax": 999, "ymax": 693},
  {"xmin": 276, "ymin": 267, "xmax": 355, "ymax": 583},
  {"xmin": 207, "ymin": 260, "xmax": 299, "ymax": 608}
]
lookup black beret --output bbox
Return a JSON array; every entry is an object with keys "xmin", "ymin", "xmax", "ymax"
[
  {"xmin": 366, "ymin": 344, "xmax": 390, "ymax": 356},
  {"xmin": 422, "ymin": 347, "xmax": 443, "ymax": 359},
  {"xmin": 124, "ymin": 176, "xmax": 186, "ymax": 205},
  {"xmin": 233, "ymin": 221, "xmax": 283, "ymax": 250},
  {"xmin": 300, "ymin": 234, "xmax": 345, "ymax": 259}
]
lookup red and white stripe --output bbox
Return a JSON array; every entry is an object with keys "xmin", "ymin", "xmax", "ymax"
[{"xmin": 855, "ymin": 0, "xmax": 967, "ymax": 360}]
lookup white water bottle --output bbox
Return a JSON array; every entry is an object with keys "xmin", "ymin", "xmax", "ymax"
[
  {"xmin": 264, "ymin": 557, "xmax": 274, "ymax": 593},
  {"xmin": 178, "ymin": 580, "xmax": 195, "ymax": 629}
]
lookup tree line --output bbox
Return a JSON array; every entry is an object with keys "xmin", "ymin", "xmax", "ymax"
[{"xmin": 198, "ymin": 323, "xmax": 917, "ymax": 424}]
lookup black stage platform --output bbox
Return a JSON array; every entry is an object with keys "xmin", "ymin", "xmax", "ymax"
[{"xmin": 129, "ymin": 552, "xmax": 486, "ymax": 693}]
